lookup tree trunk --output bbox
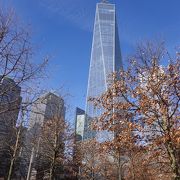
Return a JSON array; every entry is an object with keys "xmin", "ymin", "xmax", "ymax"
[
  {"xmin": 49, "ymin": 151, "xmax": 56, "ymax": 180},
  {"xmin": 26, "ymin": 147, "xmax": 35, "ymax": 180},
  {"xmin": 166, "ymin": 142, "xmax": 180, "ymax": 180},
  {"xmin": 118, "ymin": 151, "xmax": 122, "ymax": 180},
  {"xmin": 7, "ymin": 127, "xmax": 21, "ymax": 180},
  {"xmin": 162, "ymin": 113, "xmax": 180, "ymax": 180},
  {"xmin": 49, "ymin": 165, "xmax": 54, "ymax": 180},
  {"xmin": 7, "ymin": 156, "xmax": 15, "ymax": 180},
  {"xmin": 49, "ymin": 128, "xmax": 58, "ymax": 180}
]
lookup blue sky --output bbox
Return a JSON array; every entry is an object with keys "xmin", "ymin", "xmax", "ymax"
[{"xmin": 2, "ymin": 0, "xmax": 180, "ymax": 121}]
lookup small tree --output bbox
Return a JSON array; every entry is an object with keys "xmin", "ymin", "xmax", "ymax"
[
  {"xmin": 34, "ymin": 115, "xmax": 74, "ymax": 180},
  {"xmin": 78, "ymin": 138, "xmax": 101, "ymax": 180}
]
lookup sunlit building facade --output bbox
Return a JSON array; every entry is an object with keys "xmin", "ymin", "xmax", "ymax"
[
  {"xmin": 84, "ymin": 1, "xmax": 123, "ymax": 140},
  {"xmin": 28, "ymin": 92, "xmax": 65, "ymax": 129},
  {"xmin": 24, "ymin": 92, "xmax": 65, "ymax": 179},
  {"xmin": 75, "ymin": 107, "xmax": 85, "ymax": 141}
]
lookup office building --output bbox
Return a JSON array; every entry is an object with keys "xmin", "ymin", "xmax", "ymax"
[
  {"xmin": 0, "ymin": 76, "xmax": 22, "ymax": 133},
  {"xmin": 75, "ymin": 107, "xmax": 85, "ymax": 141},
  {"xmin": 28, "ymin": 92, "xmax": 65, "ymax": 129},
  {"xmin": 25, "ymin": 92, "xmax": 65, "ymax": 179},
  {"xmin": 84, "ymin": 1, "xmax": 123, "ymax": 139},
  {"xmin": 0, "ymin": 76, "xmax": 22, "ymax": 177}
]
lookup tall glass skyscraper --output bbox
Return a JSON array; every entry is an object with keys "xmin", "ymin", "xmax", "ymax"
[{"xmin": 83, "ymin": 1, "xmax": 123, "ymax": 140}]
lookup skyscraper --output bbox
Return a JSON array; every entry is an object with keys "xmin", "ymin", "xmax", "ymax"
[
  {"xmin": 0, "ymin": 76, "xmax": 22, "ymax": 132},
  {"xmin": 25, "ymin": 92, "xmax": 65, "ymax": 179},
  {"xmin": 75, "ymin": 107, "xmax": 85, "ymax": 141},
  {"xmin": 28, "ymin": 92, "xmax": 65, "ymax": 129},
  {"xmin": 0, "ymin": 76, "xmax": 22, "ymax": 177},
  {"xmin": 73, "ymin": 108, "xmax": 85, "ymax": 176},
  {"xmin": 84, "ymin": 1, "xmax": 123, "ymax": 140}
]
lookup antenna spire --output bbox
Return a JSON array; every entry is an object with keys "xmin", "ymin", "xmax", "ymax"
[{"xmin": 101, "ymin": 0, "xmax": 109, "ymax": 3}]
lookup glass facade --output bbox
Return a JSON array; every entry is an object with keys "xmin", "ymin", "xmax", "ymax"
[
  {"xmin": 75, "ymin": 108, "xmax": 85, "ymax": 141},
  {"xmin": 0, "ymin": 76, "xmax": 22, "ymax": 132},
  {"xmin": 28, "ymin": 92, "xmax": 65, "ymax": 129},
  {"xmin": 84, "ymin": 2, "xmax": 122, "ymax": 140}
]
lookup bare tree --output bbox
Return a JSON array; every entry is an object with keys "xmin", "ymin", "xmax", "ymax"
[
  {"xmin": 79, "ymin": 138, "xmax": 100, "ymax": 180},
  {"xmin": 77, "ymin": 138, "xmax": 116, "ymax": 180},
  {"xmin": 0, "ymin": 6, "xmax": 48, "ymax": 179},
  {"xmin": 23, "ymin": 92, "xmax": 75, "ymax": 180},
  {"xmin": 34, "ymin": 116, "xmax": 73, "ymax": 180}
]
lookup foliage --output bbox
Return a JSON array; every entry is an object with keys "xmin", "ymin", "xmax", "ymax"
[{"xmin": 89, "ymin": 42, "xmax": 180, "ymax": 180}]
